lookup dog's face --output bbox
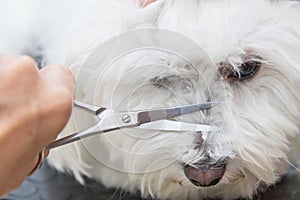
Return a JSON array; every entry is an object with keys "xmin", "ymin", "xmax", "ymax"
[{"xmin": 47, "ymin": 0, "xmax": 300, "ymax": 199}]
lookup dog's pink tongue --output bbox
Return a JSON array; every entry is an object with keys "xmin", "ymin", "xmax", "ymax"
[
  {"xmin": 140, "ymin": 0, "xmax": 156, "ymax": 7},
  {"xmin": 184, "ymin": 165, "xmax": 225, "ymax": 187}
]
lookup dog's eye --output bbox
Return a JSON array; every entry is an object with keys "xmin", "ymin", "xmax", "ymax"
[
  {"xmin": 219, "ymin": 60, "xmax": 261, "ymax": 81},
  {"xmin": 236, "ymin": 61, "xmax": 261, "ymax": 80}
]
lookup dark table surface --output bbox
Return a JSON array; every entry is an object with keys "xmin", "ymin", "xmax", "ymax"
[{"xmin": 3, "ymin": 160, "xmax": 300, "ymax": 200}]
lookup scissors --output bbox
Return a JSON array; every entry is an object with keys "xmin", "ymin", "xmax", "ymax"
[{"xmin": 30, "ymin": 100, "xmax": 219, "ymax": 175}]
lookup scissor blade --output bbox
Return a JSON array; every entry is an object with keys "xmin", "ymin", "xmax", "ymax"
[
  {"xmin": 137, "ymin": 120, "xmax": 221, "ymax": 132},
  {"xmin": 137, "ymin": 102, "xmax": 218, "ymax": 124}
]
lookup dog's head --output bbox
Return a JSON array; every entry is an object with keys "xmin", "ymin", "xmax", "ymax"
[{"xmin": 48, "ymin": 0, "xmax": 300, "ymax": 199}]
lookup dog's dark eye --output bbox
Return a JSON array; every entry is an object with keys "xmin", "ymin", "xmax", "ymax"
[
  {"xmin": 219, "ymin": 60, "xmax": 261, "ymax": 81},
  {"xmin": 235, "ymin": 61, "xmax": 261, "ymax": 80}
]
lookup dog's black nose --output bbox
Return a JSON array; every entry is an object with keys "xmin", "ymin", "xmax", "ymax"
[{"xmin": 184, "ymin": 164, "xmax": 225, "ymax": 187}]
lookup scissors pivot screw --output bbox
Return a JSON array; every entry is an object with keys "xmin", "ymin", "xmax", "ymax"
[{"xmin": 122, "ymin": 114, "xmax": 132, "ymax": 123}]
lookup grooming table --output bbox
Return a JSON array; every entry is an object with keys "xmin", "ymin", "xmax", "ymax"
[{"xmin": 3, "ymin": 160, "xmax": 300, "ymax": 200}]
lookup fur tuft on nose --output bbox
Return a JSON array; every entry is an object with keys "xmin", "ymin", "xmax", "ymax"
[{"xmin": 184, "ymin": 164, "xmax": 225, "ymax": 187}]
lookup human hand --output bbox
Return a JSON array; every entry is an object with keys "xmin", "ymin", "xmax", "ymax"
[{"xmin": 0, "ymin": 54, "xmax": 75, "ymax": 196}]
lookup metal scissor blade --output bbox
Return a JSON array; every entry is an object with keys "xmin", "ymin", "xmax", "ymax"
[
  {"xmin": 137, "ymin": 120, "xmax": 221, "ymax": 132},
  {"xmin": 137, "ymin": 102, "xmax": 218, "ymax": 124}
]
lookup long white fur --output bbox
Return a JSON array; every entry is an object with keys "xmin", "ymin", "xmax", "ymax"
[{"xmin": 0, "ymin": 0, "xmax": 300, "ymax": 199}]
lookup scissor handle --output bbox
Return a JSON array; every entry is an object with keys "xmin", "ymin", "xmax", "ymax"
[
  {"xmin": 44, "ymin": 124, "xmax": 102, "ymax": 151},
  {"xmin": 29, "ymin": 124, "xmax": 106, "ymax": 176},
  {"xmin": 74, "ymin": 100, "xmax": 106, "ymax": 115},
  {"xmin": 28, "ymin": 148, "xmax": 47, "ymax": 176}
]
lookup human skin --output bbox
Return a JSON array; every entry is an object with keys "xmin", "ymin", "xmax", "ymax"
[{"xmin": 0, "ymin": 54, "xmax": 75, "ymax": 197}]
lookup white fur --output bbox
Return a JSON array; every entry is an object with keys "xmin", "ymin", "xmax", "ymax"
[{"xmin": 1, "ymin": 0, "xmax": 300, "ymax": 199}]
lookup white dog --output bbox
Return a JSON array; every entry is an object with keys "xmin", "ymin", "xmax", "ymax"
[{"xmin": 1, "ymin": 0, "xmax": 300, "ymax": 199}]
